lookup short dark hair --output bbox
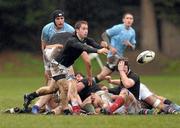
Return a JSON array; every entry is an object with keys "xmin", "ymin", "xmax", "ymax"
[
  {"xmin": 122, "ymin": 12, "xmax": 133, "ymax": 19},
  {"xmin": 74, "ymin": 20, "xmax": 88, "ymax": 29},
  {"xmin": 75, "ymin": 72, "xmax": 85, "ymax": 78},
  {"xmin": 119, "ymin": 57, "xmax": 129, "ymax": 66}
]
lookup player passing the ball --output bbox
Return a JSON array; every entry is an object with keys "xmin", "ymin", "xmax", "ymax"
[{"xmin": 23, "ymin": 20, "xmax": 109, "ymax": 114}]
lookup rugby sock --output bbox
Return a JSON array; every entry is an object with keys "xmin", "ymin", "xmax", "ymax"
[
  {"xmin": 72, "ymin": 106, "xmax": 81, "ymax": 113},
  {"xmin": 163, "ymin": 105, "xmax": 176, "ymax": 114},
  {"xmin": 109, "ymin": 96, "xmax": 124, "ymax": 113},
  {"xmin": 28, "ymin": 92, "xmax": 39, "ymax": 100},
  {"xmin": 71, "ymin": 100, "xmax": 80, "ymax": 113},
  {"xmin": 139, "ymin": 109, "xmax": 159, "ymax": 115},
  {"xmin": 31, "ymin": 105, "xmax": 40, "ymax": 114},
  {"xmin": 164, "ymin": 99, "xmax": 172, "ymax": 105},
  {"xmin": 63, "ymin": 109, "xmax": 72, "ymax": 115}
]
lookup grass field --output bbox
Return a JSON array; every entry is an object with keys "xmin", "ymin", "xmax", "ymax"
[
  {"xmin": 0, "ymin": 76, "xmax": 180, "ymax": 128},
  {"xmin": 0, "ymin": 52, "xmax": 180, "ymax": 128}
]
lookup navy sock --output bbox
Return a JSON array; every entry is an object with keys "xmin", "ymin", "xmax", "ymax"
[
  {"xmin": 29, "ymin": 92, "xmax": 39, "ymax": 100},
  {"xmin": 164, "ymin": 99, "xmax": 172, "ymax": 105}
]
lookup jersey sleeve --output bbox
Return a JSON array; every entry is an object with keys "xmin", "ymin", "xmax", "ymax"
[
  {"xmin": 129, "ymin": 72, "xmax": 139, "ymax": 85},
  {"xmin": 106, "ymin": 25, "xmax": 120, "ymax": 37},
  {"xmin": 86, "ymin": 38, "xmax": 102, "ymax": 49},
  {"xmin": 70, "ymin": 40, "xmax": 98, "ymax": 53},
  {"xmin": 41, "ymin": 26, "xmax": 49, "ymax": 43},
  {"xmin": 130, "ymin": 29, "xmax": 136, "ymax": 45}
]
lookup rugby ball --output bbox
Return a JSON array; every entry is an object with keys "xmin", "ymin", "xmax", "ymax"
[{"xmin": 136, "ymin": 50, "xmax": 155, "ymax": 64}]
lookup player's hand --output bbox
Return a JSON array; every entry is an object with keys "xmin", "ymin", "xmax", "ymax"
[
  {"xmin": 105, "ymin": 76, "xmax": 112, "ymax": 83},
  {"xmin": 97, "ymin": 48, "xmax": 109, "ymax": 55},
  {"xmin": 123, "ymin": 40, "xmax": 130, "ymax": 46},
  {"xmin": 110, "ymin": 47, "xmax": 117, "ymax": 55},
  {"xmin": 100, "ymin": 41, "xmax": 109, "ymax": 48},
  {"xmin": 123, "ymin": 40, "xmax": 135, "ymax": 49},
  {"xmin": 87, "ymin": 76, "xmax": 93, "ymax": 86},
  {"xmin": 118, "ymin": 60, "xmax": 125, "ymax": 72}
]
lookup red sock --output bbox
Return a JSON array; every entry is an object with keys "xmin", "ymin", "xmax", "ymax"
[
  {"xmin": 72, "ymin": 106, "xmax": 80, "ymax": 113},
  {"xmin": 109, "ymin": 96, "xmax": 124, "ymax": 113}
]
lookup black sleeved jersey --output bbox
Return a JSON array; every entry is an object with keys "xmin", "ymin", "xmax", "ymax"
[
  {"xmin": 108, "ymin": 71, "xmax": 140, "ymax": 100},
  {"xmin": 49, "ymin": 32, "xmax": 73, "ymax": 45},
  {"xmin": 122, "ymin": 71, "xmax": 140, "ymax": 100},
  {"xmin": 55, "ymin": 34, "xmax": 103, "ymax": 67}
]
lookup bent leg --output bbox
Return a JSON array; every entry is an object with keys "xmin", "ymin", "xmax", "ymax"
[
  {"xmin": 36, "ymin": 79, "xmax": 57, "ymax": 95},
  {"xmin": 95, "ymin": 66, "xmax": 112, "ymax": 83},
  {"xmin": 34, "ymin": 94, "xmax": 52, "ymax": 108}
]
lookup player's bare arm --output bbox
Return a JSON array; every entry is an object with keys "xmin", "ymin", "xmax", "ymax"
[
  {"xmin": 81, "ymin": 51, "xmax": 93, "ymax": 86},
  {"xmin": 46, "ymin": 44, "xmax": 63, "ymax": 49}
]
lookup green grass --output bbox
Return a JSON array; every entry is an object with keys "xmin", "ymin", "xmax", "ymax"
[
  {"xmin": 0, "ymin": 52, "xmax": 180, "ymax": 127},
  {"xmin": 0, "ymin": 76, "xmax": 180, "ymax": 128},
  {"xmin": 0, "ymin": 52, "xmax": 44, "ymax": 77}
]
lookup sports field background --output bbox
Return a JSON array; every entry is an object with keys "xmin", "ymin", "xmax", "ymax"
[{"xmin": 0, "ymin": 52, "xmax": 180, "ymax": 128}]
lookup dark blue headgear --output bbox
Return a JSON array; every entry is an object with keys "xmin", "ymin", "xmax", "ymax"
[{"xmin": 52, "ymin": 10, "xmax": 64, "ymax": 26}]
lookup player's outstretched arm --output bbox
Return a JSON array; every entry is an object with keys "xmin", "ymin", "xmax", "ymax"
[{"xmin": 97, "ymin": 48, "xmax": 109, "ymax": 55}]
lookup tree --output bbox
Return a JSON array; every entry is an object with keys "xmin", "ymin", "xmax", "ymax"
[
  {"xmin": 140, "ymin": 0, "xmax": 158, "ymax": 51},
  {"xmin": 152, "ymin": 0, "xmax": 180, "ymax": 57},
  {"xmin": 152, "ymin": 0, "xmax": 180, "ymax": 25},
  {"xmin": 0, "ymin": 0, "xmax": 62, "ymax": 52}
]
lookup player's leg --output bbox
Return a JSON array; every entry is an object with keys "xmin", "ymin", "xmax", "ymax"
[
  {"xmin": 31, "ymin": 94, "xmax": 52, "ymax": 114},
  {"xmin": 94, "ymin": 66, "xmax": 113, "ymax": 83},
  {"xmin": 42, "ymin": 50, "xmax": 52, "ymax": 86},
  {"xmin": 68, "ymin": 79, "xmax": 82, "ymax": 114},
  {"xmin": 23, "ymin": 79, "xmax": 57, "ymax": 110},
  {"xmin": 50, "ymin": 105, "xmax": 62, "ymax": 115},
  {"xmin": 56, "ymin": 79, "xmax": 71, "ymax": 115},
  {"xmin": 155, "ymin": 95, "xmax": 180, "ymax": 111},
  {"xmin": 94, "ymin": 55, "xmax": 120, "ymax": 83},
  {"xmin": 106, "ymin": 88, "xmax": 128, "ymax": 114},
  {"xmin": 140, "ymin": 83, "xmax": 177, "ymax": 114},
  {"xmin": 24, "ymin": 48, "xmax": 57, "ymax": 110},
  {"xmin": 44, "ymin": 70, "xmax": 52, "ymax": 86}
]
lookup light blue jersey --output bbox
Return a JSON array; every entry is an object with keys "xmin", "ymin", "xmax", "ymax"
[
  {"xmin": 106, "ymin": 24, "xmax": 136, "ymax": 58},
  {"xmin": 41, "ymin": 22, "xmax": 74, "ymax": 44}
]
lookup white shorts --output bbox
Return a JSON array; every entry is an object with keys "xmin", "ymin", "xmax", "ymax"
[
  {"xmin": 43, "ymin": 54, "xmax": 51, "ymax": 71},
  {"xmin": 50, "ymin": 59, "xmax": 68, "ymax": 78},
  {"xmin": 139, "ymin": 83, "xmax": 153, "ymax": 100},
  {"xmin": 49, "ymin": 59, "xmax": 75, "ymax": 81},
  {"xmin": 43, "ymin": 47, "xmax": 61, "ymax": 71}
]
